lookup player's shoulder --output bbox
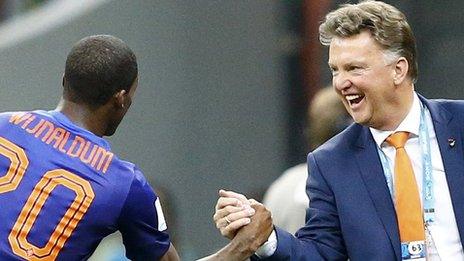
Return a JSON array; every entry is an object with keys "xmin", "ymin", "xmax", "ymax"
[
  {"xmin": 0, "ymin": 110, "xmax": 16, "ymax": 118},
  {"xmin": 0, "ymin": 110, "xmax": 27, "ymax": 122},
  {"xmin": 111, "ymin": 158, "xmax": 150, "ymax": 187},
  {"xmin": 116, "ymin": 160, "xmax": 158, "ymax": 216},
  {"xmin": 0, "ymin": 110, "xmax": 50, "ymax": 122},
  {"xmin": 0, "ymin": 110, "xmax": 38, "ymax": 129}
]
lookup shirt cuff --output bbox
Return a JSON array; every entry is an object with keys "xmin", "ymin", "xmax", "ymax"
[{"xmin": 254, "ymin": 229, "xmax": 277, "ymax": 258}]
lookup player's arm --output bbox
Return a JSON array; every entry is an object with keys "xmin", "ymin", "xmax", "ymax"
[
  {"xmin": 118, "ymin": 169, "xmax": 174, "ymax": 260},
  {"xmin": 196, "ymin": 240, "xmax": 254, "ymax": 261},
  {"xmin": 159, "ymin": 243, "xmax": 180, "ymax": 261},
  {"xmin": 200, "ymin": 196, "xmax": 273, "ymax": 261}
]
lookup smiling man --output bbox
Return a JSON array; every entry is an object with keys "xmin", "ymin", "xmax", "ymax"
[
  {"xmin": 212, "ymin": 1, "xmax": 464, "ymax": 260},
  {"xmin": 329, "ymin": 30, "xmax": 413, "ymax": 131}
]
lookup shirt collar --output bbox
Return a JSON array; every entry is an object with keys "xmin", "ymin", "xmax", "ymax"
[{"xmin": 370, "ymin": 92, "xmax": 421, "ymax": 148}]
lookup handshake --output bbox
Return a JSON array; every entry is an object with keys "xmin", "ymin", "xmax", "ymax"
[{"xmin": 199, "ymin": 190, "xmax": 274, "ymax": 260}]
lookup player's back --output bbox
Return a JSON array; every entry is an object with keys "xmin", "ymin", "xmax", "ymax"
[{"xmin": 0, "ymin": 110, "xmax": 163, "ymax": 260}]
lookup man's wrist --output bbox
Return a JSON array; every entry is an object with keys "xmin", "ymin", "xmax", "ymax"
[
  {"xmin": 219, "ymin": 235, "xmax": 256, "ymax": 260},
  {"xmin": 196, "ymin": 241, "xmax": 250, "ymax": 261},
  {"xmin": 254, "ymin": 229, "xmax": 277, "ymax": 258}
]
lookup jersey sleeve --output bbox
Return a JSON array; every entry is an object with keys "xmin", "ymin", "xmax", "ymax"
[{"xmin": 117, "ymin": 169, "xmax": 171, "ymax": 260}]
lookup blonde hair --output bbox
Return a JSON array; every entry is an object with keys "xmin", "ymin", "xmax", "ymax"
[{"xmin": 319, "ymin": 0, "xmax": 418, "ymax": 83}]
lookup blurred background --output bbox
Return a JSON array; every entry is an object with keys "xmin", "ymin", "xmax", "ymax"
[{"xmin": 0, "ymin": 0, "xmax": 463, "ymax": 260}]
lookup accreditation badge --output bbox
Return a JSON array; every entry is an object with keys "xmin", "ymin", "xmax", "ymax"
[{"xmin": 401, "ymin": 241, "xmax": 426, "ymax": 260}]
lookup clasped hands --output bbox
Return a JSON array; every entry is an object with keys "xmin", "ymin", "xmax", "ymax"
[{"xmin": 213, "ymin": 189, "xmax": 274, "ymax": 255}]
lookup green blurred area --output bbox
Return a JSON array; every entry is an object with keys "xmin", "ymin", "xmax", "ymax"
[{"xmin": 23, "ymin": 0, "xmax": 48, "ymax": 11}]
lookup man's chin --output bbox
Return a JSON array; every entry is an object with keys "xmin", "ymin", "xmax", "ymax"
[
  {"xmin": 104, "ymin": 128, "xmax": 117, "ymax": 137},
  {"xmin": 351, "ymin": 115, "xmax": 368, "ymax": 126}
]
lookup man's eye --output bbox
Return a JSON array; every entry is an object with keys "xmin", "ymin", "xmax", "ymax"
[{"xmin": 349, "ymin": 66, "xmax": 364, "ymax": 74}]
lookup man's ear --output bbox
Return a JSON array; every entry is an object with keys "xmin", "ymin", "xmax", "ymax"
[
  {"xmin": 114, "ymin": 89, "xmax": 127, "ymax": 109},
  {"xmin": 393, "ymin": 57, "xmax": 409, "ymax": 85}
]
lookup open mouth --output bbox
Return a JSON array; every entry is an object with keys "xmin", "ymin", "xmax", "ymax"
[{"xmin": 346, "ymin": 94, "xmax": 364, "ymax": 106}]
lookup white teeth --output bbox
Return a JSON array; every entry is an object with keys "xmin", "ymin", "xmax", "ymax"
[{"xmin": 346, "ymin": 94, "xmax": 361, "ymax": 101}]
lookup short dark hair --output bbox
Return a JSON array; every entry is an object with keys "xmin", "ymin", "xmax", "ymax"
[
  {"xmin": 319, "ymin": 0, "xmax": 418, "ymax": 83},
  {"xmin": 64, "ymin": 35, "xmax": 138, "ymax": 106}
]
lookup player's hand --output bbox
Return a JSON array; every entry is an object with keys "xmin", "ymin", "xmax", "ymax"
[
  {"xmin": 213, "ymin": 189, "xmax": 255, "ymax": 239},
  {"xmin": 231, "ymin": 199, "xmax": 274, "ymax": 254}
]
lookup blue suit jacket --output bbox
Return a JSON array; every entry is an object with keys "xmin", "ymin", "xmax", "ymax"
[{"xmin": 261, "ymin": 96, "xmax": 464, "ymax": 260}]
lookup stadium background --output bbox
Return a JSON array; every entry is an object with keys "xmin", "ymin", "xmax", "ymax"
[{"xmin": 0, "ymin": 0, "xmax": 462, "ymax": 259}]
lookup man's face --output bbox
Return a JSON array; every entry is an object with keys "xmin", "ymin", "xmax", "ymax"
[
  {"xmin": 328, "ymin": 31, "xmax": 399, "ymax": 130},
  {"xmin": 105, "ymin": 78, "xmax": 138, "ymax": 136}
]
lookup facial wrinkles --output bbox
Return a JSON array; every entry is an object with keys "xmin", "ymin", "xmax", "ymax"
[
  {"xmin": 329, "ymin": 44, "xmax": 368, "ymax": 97},
  {"xmin": 329, "ymin": 33, "xmax": 391, "ymax": 128}
]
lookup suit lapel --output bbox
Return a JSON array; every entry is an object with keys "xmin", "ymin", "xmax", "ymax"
[
  {"xmin": 421, "ymin": 97, "xmax": 464, "ymax": 245},
  {"xmin": 350, "ymin": 96, "xmax": 464, "ymax": 258},
  {"xmin": 354, "ymin": 127, "xmax": 401, "ymax": 259}
]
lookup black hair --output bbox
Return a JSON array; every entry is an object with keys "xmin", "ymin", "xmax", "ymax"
[{"xmin": 64, "ymin": 35, "xmax": 138, "ymax": 106}]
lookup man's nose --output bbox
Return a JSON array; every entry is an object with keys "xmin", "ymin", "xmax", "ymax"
[{"xmin": 333, "ymin": 72, "xmax": 351, "ymax": 91}]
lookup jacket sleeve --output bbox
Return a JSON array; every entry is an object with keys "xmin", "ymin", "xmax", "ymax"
[{"xmin": 256, "ymin": 152, "xmax": 347, "ymax": 261}]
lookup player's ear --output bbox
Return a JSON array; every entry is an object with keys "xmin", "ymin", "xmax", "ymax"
[{"xmin": 113, "ymin": 89, "xmax": 127, "ymax": 109}]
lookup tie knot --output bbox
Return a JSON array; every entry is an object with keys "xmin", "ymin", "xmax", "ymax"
[{"xmin": 386, "ymin": 131, "xmax": 409, "ymax": 149}]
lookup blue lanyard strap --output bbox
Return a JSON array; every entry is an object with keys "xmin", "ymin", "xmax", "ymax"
[
  {"xmin": 378, "ymin": 147, "xmax": 394, "ymax": 196},
  {"xmin": 376, "ymin": 102, "xmax": 435, "ymax": 224},
  {"xmin": 420, "ymin": 104, "xmax": 434, "ymax": 224}
]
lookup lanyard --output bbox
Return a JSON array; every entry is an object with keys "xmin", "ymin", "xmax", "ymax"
[{"xmin": 377, "ymin": 103, "xmax": 435, "ymax": 224}]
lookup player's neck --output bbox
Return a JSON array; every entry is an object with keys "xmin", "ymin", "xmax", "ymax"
[{"xmin": 55, "ymin": 98, "xmax": 109, "ymax": 137}]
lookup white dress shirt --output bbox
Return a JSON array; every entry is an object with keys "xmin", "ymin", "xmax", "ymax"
[
  {"xmin": 370, "ymin": 93, "xmax": 463, "ymax": 260},
  {"xmin": 257, "ymin": 93, "xmax": 464, "ymax": 260}
]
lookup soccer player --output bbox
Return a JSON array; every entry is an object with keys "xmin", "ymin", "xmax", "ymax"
[{"xmin": 0, "ymin": 35, "xmax": 179, "ymax": 260}]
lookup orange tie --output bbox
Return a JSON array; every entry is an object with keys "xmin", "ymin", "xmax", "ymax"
[{"xmin": 386, "ymin": 131, "xmax": 425, "ymax": 242}]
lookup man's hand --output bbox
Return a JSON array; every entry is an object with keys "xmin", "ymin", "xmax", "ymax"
[
  {"xmin": 199, "ymin": 199, "xmax": 274, "ymax": 261},
  {"xmin": 232, "ymin": 200, "xmax": 274, "ymax": 254},
  {"xmin": 213, "ymin": 190, "xmax": 255, "ymax": 239}
]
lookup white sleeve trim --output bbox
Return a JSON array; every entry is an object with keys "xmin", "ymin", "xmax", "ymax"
[{"xmin": 154, "ymin": 198, "xmax": 167, "ymax": 231}]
